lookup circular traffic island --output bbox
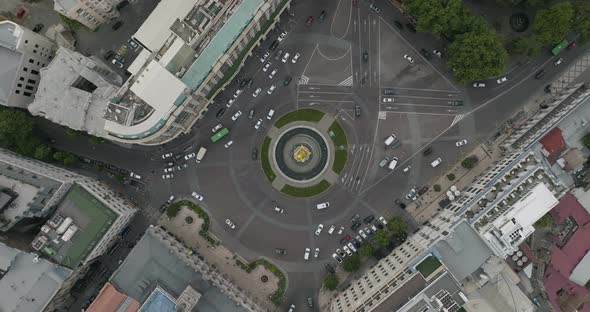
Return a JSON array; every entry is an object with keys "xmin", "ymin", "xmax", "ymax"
[{"xmin": 260, "ymin": 109, "xmax": 348, "ymax": 197}]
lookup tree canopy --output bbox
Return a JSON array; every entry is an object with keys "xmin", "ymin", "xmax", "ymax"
[
  {"xmin": 323, "ymin": 273, "xmax": 339, "ymax": 290},
  {"xmin": 573, "ymin": 1, "xmax": 590, "ymax": 44},
  {"xmin": 404, "ymin": 0, "xmax": 462, "ymax": 34},
  {"xmin": 533, "ymin": 1, "xmax": 574, "ymax": 45},
  {"xmin": 510, "ymin": 35, "xmax": 543, "ymax": 57},
  {"xmin": 448, "ymin": 31, "xmax": 508, "ymax": 83},
  {"xmin": 342, "ymin": 254, "xmax": 361, "ymax": 272}
]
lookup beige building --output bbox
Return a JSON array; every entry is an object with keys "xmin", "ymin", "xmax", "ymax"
[
  {"xmin": 0, "ymin": 21, "xmax": 55, "ymax": 108},
  {"xmin": 53, "ymin": 0, "xmax": 123, "ymax": 30}
]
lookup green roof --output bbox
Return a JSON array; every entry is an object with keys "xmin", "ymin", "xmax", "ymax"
[{"xmin": 415, "ymin": 255, "xmax": 442, "ymax": 278}]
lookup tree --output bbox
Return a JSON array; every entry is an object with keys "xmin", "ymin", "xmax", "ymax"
[
  {"xmin": 323, "ymin": 273, "xmax": 339, "ymax": 290},
  {"xmin": 433, "ymin": 184, "xmax": 442, "ymax": 192},
  {"xmin": 535, "ymin": 213, "xmax": 553, "ymax": 227},
  {"xmin": 583, "ymin": 133, "xmax": 590, "ymax": 149},
  {"xmin": 63, "ymin": 153, "xmax": 79, "ymax": 166},
  {"xmin": 65, "ymin": 128, "xmax": 80, "ymax": 139},
  {"xmin": 510, "ymin": 35, "xmax": 543, "ymax": 57},
  {"xmin": 386, "ymin": 216, "xmax": 407, "ymax": 234},
  {"xmin": 53, "ymin": 151, "xmax": 67, "ymax": 162},
  {"xmin": 532, "ymin": 2, "xmax": 574, "ymax": 45},
  {"xmin": 166, "ymin": 205, "xmax": 180, "ymax": 218},
  {"xmin": 526, "ymin": 0, "xmax": 553, "ymax": 7},
  {"xmin": 448, "ymin": 31, "xmax": 508, "ymax": 83},
  {"xmin": 447, "ymin": 6, "xmax": 487, "ymax": 39},
  {"xmin": 404, "ymin": 0, "xmax": 462, "ymax": 34},
  {"xmin": 342, "ymin": 254, "xmax": 361, "ymax": 272},
  {"xmin": 372, "ymin": 230, "xmax": 391, "ymax": 249},
  {"xmin": 359, "ymin": 243, "xmax": 374, "ymax": 258},
  {"xmin": 573, "ymin": 1, "xmax": 590, "ymax": 44},
  {"xmin": 462, "ymin": 155, "xmax": 479, "ymax": 169},
  {"xmin": 447, "ymin": 173, "xmax": 456, "ymax": 181},
  {"xmin": 0, "ymin": 107, "xmax": 34, "ymax": 150},
  {"xmin": 88, "ymin": 136, "xmax": 104, "ymax": 145},
  {"xmin": 34, "ymin": 145, "xmax": 52, "ymax": 160}
]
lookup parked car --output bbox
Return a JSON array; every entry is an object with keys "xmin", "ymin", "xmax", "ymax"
[
  {"xmin": 315, "ymin": 224, "xmax": 324, "ymax": 235},
  {"xmin": 268, "ymin": 69, "xmax": 278, "ymax": 79},
  {"xmin": 128, "ymin": 39, "xmax": 139, "ymax": 50},
  {"xmin": 369, "ymin": 4, "xmax": 381, "ymax": 13},
  {"xmin": 274, "ymin": 206, "xmax": 284, "ymax": 213},
  {"xmin": 314, "ymin": 248, "xmax": 320, "ymax": 258},
  {"xmin": 32, "ymin": 23, "xmax": 44, "ymax": 33},
  {"xmin": 403, "ymin": 54, "xmax": 414, "ymax": 63},
  {"xmin": 251, "ymin": 148, "xmax": 258, "ymax": 160},
  {"xmin": 274, "ymin": 248, "xmax": 287, "ymax": 255},
  {"xmin": 191, "ymin": 192, "xmax": 203, "ymax": 201},
  {"xmin": 355, "ymin": 105, "xmax": 361, "ymax": 117},
  {"xmin": 394, "ymin": 199, "xmax": 406, "ymax": 209},
  {"xmin": 184, "ymin": 153, "xmax": 196, "ymax": 160},
  {"xmin": 254, "ymin": 119, "xmax": 263, "ymax": 129},
  {"xmin": 225, "ymin": 219, "xmax": 236, "ymax": 229},
  {"xmin": 319, "ymin": 10, "xmax": 327, "ymax": 22},
  {"xmin": 328, "ymin": 225, "xmax": 336, "ymax": 234},
  {"xmin": 332, "ymin": 253, "xmax": 343, "ymax": 263},
  {"xmin": 379, "ymin": 216, "xmax": 388, "ymax": 226},
  {"xmin": 130, "ymin": 172, "xmax": 141, "ymax": 179},
  {"xmin": 263, "ymin": 62, "xmax": 271, "ymax": 72},
  {"xmin": 456, "ymin": 139, "xmax": 467, "ymax": 147},
  {"xmin": 337, "ymin": 226, "xmax": 344, "ymax": 235},
  {"xmin": 278, "ymin": 31, "xmax": 288, "ymax": 42},
  {"xmin": 433, "ymin": 49, "xmax": 443, "ymax": 58},
  {"xmin": 260, "ymin": 51, "xmax": 270, "ymax": 63},
  {"xmin": 252, "ymin": 87, "xmax": 262, "ymax": 97},
  {"xmin": 111, "ymin": 59, "xmax": 124, "ymax": 68},
  {"xmin": 267, "ymin": 85, "xmax": 276, "ymax": 94},
  {"xmin": 554, "ymin": 58, "xmax": 563, "ymax": 66},
  {"xmin": 351, "ymin": 221, "xmax": 361, "ymax": 231},
  {"xmin": 362, "ymin": 50, "xmax": 368, "ymax": 62},
  {"xmin": 472, "ymin": 82, "xmax": 486, "ymax": 88},
  {"xmin": 304, "ymin": 248, "xmax": 310, "ymax": 260},
  {"xmin": 291, "ymin": 53, "xmax": 301, "ymax": 64},
  {"xmin": 231, "ymin": 110, "xmax": 242, "ymax": 121},
  {"xmin": 161, "ymin": 152, "xmax": 173, "ymax": 159},
  {"xmin": 283, "ymin": 76, "xmax": 292, "ymax": 86},
  {"xmin": 112, "ymin": 21, "xmax": 123, "ymax": 30},
  {"xmin": 363, "ymin": 215, "xmax": 375, "ymax": 223},
  {"xmin": 382, "ymin": 97, "xmax": 395, "ymax": 103},
  {"xmin": 162, "ymin": 174, "xmax": 174, "ymax": 180},
  {"xmin": 496, "ymin": 76, "xmax": 508, "ymax": 84},
  {"xmin": 534, "ymin": 70, "xmax": 545, "ymax": 79},
  {"xmin": 281, "ymin": 52, "xmax": 290, "ymax": 63},
  {"xmin": 224, "ymin": 140, "xmax": 234, "ymax": 149},
  {"xmin": 211, "ymin": 124, "xmax": 222, "ymax": 132}
]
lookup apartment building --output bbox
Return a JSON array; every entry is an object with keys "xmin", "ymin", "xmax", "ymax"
[
  {"xmin": 99, "ymin": 0, "xmax": 291, "ymax": 145},
  {"xmin": 53, "ymin": 0, "xmax": 122, "ymax": 30},
  {"xmin": 0, "ymin": 21, "xmax": 55, "ymax": 108}
]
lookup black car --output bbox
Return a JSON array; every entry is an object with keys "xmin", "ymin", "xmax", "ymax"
[
  {"xmin": 112, "ymin": 21, "xmax": 123, "ymax": 30},
  {"xmin": 383, "ymin": 89, "xmax": 397, "ymax": 95},
  {"xmin": 534, "ymin": 70, "xmax": 546, "ymax": 79},
  {"xmin": 450, "ymin": 100, "xmax": 464, "ymax": 106},
  {"xmin": 216, "ymin": 107, "xmax": 227, "ymax": 119},
  {"xmin": 355, "ymin": 105, "xmax": 361, "ymax": 117},
  {"xmin": 103, "ymin": 50, "xmax": 115, "ymax": 60},
  {"xmin": 32, "ymin": 23, "xmax": 44, "ymax": 33},
  {"xmin": 251, "ymin": 148, "xmax": 258, "ymax": 160},
  {"xmin": 240, "ymin": 78, "xmax": 251, "ymax": 88},
  {"xmin": 274, "ymin": 248, "xmax": 287, "ymax": 255},
  {"xmin": 544, "ymin": 84, "xmax": 552, "ymax": 93},
  {"xmin": 423, "ymin": 146, "xmax": 433, "ymax": 156},
  {"xmin": 362, "ymin": 50, "xmax": 369, "ymax": 62},
  {"xmin": 283, "ymin": 76, "xmax": 292, "ymax": 86},
  {"xmin": 319, "ymin": 10, "xmax": 327, "ymax": 22},
  {"xmin": 395, "ymin": 198, "xmax": 407, "ymax": 209},
  {"xmin": 418, "ymin": 186, "xmax": 429, "ymax": 196},
  {"xmin": 269, "ymin": 40, "xmax": 279, "ymax": 51},
  {"xmin": 351, "ymin": 221, "xmax": 361, "ymax": 231},
  {"xmin": 363, "ymin": 215, "xmax": 375, "ymax": 223},
  {"xmin": 374, "ymin": 221, "xmax": 384, "ymax": 230},
  {"xmin": 394, "ymin": 20, "xmax": 404, "ymax": 30}
]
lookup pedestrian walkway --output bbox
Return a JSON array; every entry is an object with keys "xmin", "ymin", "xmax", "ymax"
[{"xmin": 159, "ymin": 207, "xmax": 277, "ymax": 311}]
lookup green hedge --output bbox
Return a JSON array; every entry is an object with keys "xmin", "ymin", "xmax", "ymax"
[
  {"xmin": 274, "ymin": 109, "xmax": 325, "ymax": 128},
  {"xmin": 261, "ymin": 137, "xmax": 276, "ymax": 182},
  {"xmin": 236, "ymin": 258, "xmax": 287, "ymax": 305},
  {"xmin": 168, "ymin": 200, "xmax": 217, "ymax": 245},
  {"xmin": 328, "ymin": 121, "xmax": 348, "ymax": 174},
  {"xmin": 281, "ymin": 179, "xmax": 331, "ymax": 197}
]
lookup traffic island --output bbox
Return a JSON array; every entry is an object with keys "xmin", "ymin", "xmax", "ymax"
[{"xmin": 260, "ymin": 109, "xmax": 348, "ymax": 197}]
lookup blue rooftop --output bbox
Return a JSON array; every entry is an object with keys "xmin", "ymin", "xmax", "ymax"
[{"xmin": 139, "ymin": 287, "xmax": 176, "ymax": 312}]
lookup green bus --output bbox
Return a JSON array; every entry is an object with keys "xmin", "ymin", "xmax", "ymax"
[
  {"xmin": 551, "ymin": 39, "xmax": 568, "ymax": 55},
  {"xmin": 210, "ymin": 128, "xmax": 229, "ymax": 142}
]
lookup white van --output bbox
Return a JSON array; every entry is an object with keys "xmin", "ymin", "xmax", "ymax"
[
  {"xmin": 304, "ymin": 248, "xmax": 310, "ymax": 260},
  {"xmin": 316, "ymin": 202, "xmax": 330, "ymax": 209},
  {"xmin": 267, "ymin": 109, "xmax": 275, "ymax": 120},
  {"xmin": 388, "ymin": 157, "xmax": 399, "ymax": 170},
  {"xmin": 430, "ymin": 157, "xmax": 442, "ymax": 167},
  {"xmin": 384, "ymin": 134, "xmax": 397, "ymax": 146}
]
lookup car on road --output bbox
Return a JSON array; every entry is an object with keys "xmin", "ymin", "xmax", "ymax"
[
  {"xmin": 433, "ymin": 49, "xmax": 443, "ymax": 58},
  {"xmin": 111, "ymin": 59, "xmax": 124, "ymax": 68},
  {"xmin": 252, "ymin": 87, "xmax": 262, "ymax": 97},
  {"xmin": 496, "ymin": 76, "xmax": 508, "ymax": 84},
  {"xmin": 319, "ymin": 10, "xmax": 327, "ymax": 22},
  {"xmin": 283, "ymin": 76, "xmax": 292, "ymax": 86},
  {"xmin": 231, "ymin": 110, "xmax": 242, "ymax": 121},
  {"xmin": 382, "ymin": 97, "xmax": 395, "ymax": 103},
  {"xmin": 355, "ymin": 105, "xmax": 361, "ymax": 117},
  {"xmin": 456, "ymin": 139, "xmax": 467, "ymax": 147},
  {"xmin": 274, "ymin": 49, "xmax": 283, "ymax": 60},
  {"xmin": 338, "ymin": 226, "xmax": 344, "ymax": 235},
  {"xmin": 281, "ymin": 52, "xmax": 290, "ymax": 63},
  {"xmin": 332, "ymin": 253, "xmax": 343, "ymax": 263},
  {"xmin": 268, "ymin": 68, "xmax": 278, "ymax": 79},
  {"xmin": 316, "ymin": 201, "xmax": 330, "ymax": 209},
  {"xmin": 164, "ymin": 167, "xmax": 174, "ymax": 173},
  {"xmin": 379, "ymin": 156, "xmax": 390, "ymax": 168},
  {"xmin": 288, "ymin": 304, "xmax": 295, "ymax": 312},
  {"xmin": 162, "ymin": 152, "xmax": 173, "ymax": 159},
  {"xmin": 535, "ymin": 70, "xmax": 545, "ymax": 79},
  {"xmin": 328, "ymin": 225, "xmax": 335, "ymax": 234},
  {"xmin": 274, "ymin": 206, "xmax": 284, "ymax": 213},
  {"xmin": 362, "ymin": 50, "xmax": 368, "ymax": 62},
  {"xmin": 191, "ymin": 192, "xmax": 203, "ymax": 201},
  {"xmin": 359, "ymin": 229, "xmax": 368, "ymax": 240},
  {"xmin": 403, "ymin": 54, "xmax": 414, "ymax": 63},
  {"xmin": 267, "ymin": 109, "xmax": 275, "ymax": 120},
  {"xmin": 225, "ymin": 219, "xmax": 236, "ymax": 229},
  {"xmin": 343, "ymin": 246, "xmax": 353, "ymax": 256},
  {"xmin": 472, "ymin": 82, "xmax": 486, "ymax": 88},
  {"xmin": 347, "ymin": 242, "xmax": 357, "ymax": 253},
  {"xmin": 336, "ymin": 248, "xmax": 345, "ymax": 257},
  {"xmin": 232, "ymin": 89, "xmax": 242, "ymax": 98},
  {"xmin": 554, "ymin": 58, "xmax": 563, "ymax": 66},
  {"xmin": 306, "ymin": 16, "xmax": 314, "ymax": 26},
  {"xmin": 314, "ymin": 248, "xmax": 320, "ymax": 258},
  {"xmin": 315, "ymin": 224, "xmax": 324, "ymax": 235},
  {"xmin": 112, "ymin": 21, "xmax": 123, "ymax": 30},
  {"xmin": 130, "ymin": 172, "xmax": 141, "ymax": 179},
  {"xmin": 211, "ymin": 124, "xmax": 222, "ymax": 132},
  {"xmin": 363, "ymin": 215, "xmax": 375, "ymax": 223},
  {"xmin": 224, "ymin": 140, "xmax": 234, "ymax": 149},
  {"xmin": 395, "ymin": 198, "xmax": 406, "ymax": 209},
  {"xmin": 263, "ymin": 62, "xmax": 271, "ymax": 72},
  {"xmin": 274, "ymin": 248, "xmax": 287, "ymax": 255},
  {"xmin": 304, "ymin": 248, "xmax": 310, "ymax": 260},
  {"xmin": 383, "ymin": 89, "xmax": 397, "ymax": 95},
  {"xmin": 184, "ymin": 153, "xmax": 196, "ymax": 160},
  {"xmin": 251, "ymin": 148, "xmax": 258, "ymax": 160},
  {"xmin": 379, "ymin": 216, "xmax": 388, "ymax": 226},
  {"xmin": 255, "ymin": 119, "xmax": 263, "ymax": 129},
  {"xmin": 291, "ymin": 53, "xmax": 300, "ymax": 63},
  {"xmin": 267, "ymin": 85, "xmax": 276, "ymax": 94},
  {"xmin": 226, "ymin": 98, "xmax": 235, "ymax": 108},
  {"xmin": 260, "ymin": 51, "xmax": 270, "ymax": 63},
  {"xmin": 369, "ymin": 4, "xmax": 381, "ymax": 13},
  {"xmin": 162, "ymin": 174, "xmax": 174, "ymax": 180},
  {"xmin": 278, "ymin": 31, "xmax": 288, "ymax": 42}
]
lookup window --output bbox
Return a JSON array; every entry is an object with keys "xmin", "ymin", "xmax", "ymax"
[
  {"xmin": 17, "ymin": 83, "xmax": 22, "ymax": 87},
  {"xmin": 35, "ymin": 44, "xmax": 38, "ymax": 48},
  {"xmin": 24, "ymin": 40, "xmax": 28, "ymax": 44},
  {"xmin": 71, "ymin": 76, "xmax": 97, "ymax": 93},
  {"xmin": 19, "ymin": 77, "xmax": 24, "ymax": 81},
  {"xmin": 15, "ymin": 90, "xmax": 20, "ymax": 94},
  {"xmin": 33, "ymin": 49, "xmax": 37, "ymax": 54},
  {"xmin": 31, "ymin": 70, "xmax": 39, "ymax": 75},
  {"xmin": 23, "ymin": 67, "xmax": 28, "ymax": 72},
  {"xmin": 27, "ymin": 79, "xmax": 36, "ymax": 84},
  {"xmin": 25, "ymin": 85, "xmax": 34, "ymax": 91},
  {"xmin": 28, "ymin": 59, "xmax": 34, "ymax": 64},
  {"xmin": 23, "ymin": 92, "xmax": 32, "ymax": 97}
]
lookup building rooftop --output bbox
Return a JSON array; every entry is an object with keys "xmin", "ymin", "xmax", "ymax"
[
  {"xmin": 32, "ymin": 184, "xmax": 118, "ymax": 269},
  {"xmin": 540, "ymin": 127, "xmax": 567, "ymax": 164},
  {"xmin": 0, "ymin": 22, "xmax": 23, "ymax": 107},
  {"xmin": 86, "ymin": 282, "xmax": 140, "ymax": 312},
  {"xmin": 370, "ymin": 274, "xmax": 427, "ymax": 312},
  {"xmin": 0, "ymin": 242, "xmax": 73, "ymax": 312}
]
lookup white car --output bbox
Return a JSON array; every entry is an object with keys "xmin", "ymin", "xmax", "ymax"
[
  {"xmin": 211, "ymin": 124, "xmax": 222, "ymax": 132},
  {"xmin": 161, "ymin": 152, "xmax": 173, "ymax": 159},
  {"xmin": 263, "ymin": 62, "xmax": 271, "ymax": 72},
  {"xmin": 359, "ymin": 229, "xmax": 368, "ymax": 240},
  {"xmin": 304, "ymin": 248, "xmax": 310, "ymax": 260},
  {"xmin": 225, "ymin": 218, "xmax": 236, "ymax": 229},
  {"xmin": 260, "ymin": 51, "xmax": 270, "ymax": 63},
  {"xmin": 315, "ymin": 224, "xmax": 324, "ymax": 235},
  {"xmin": 403, "ymin": 54, "xmax": 414, "ymax": 63},
  {"xmin": 497, "ymin": 76, "xmax": 508, "ymax": 84},
  {"xmin": 403, "ymin": 165, "xmax": 411, "ymax": 173},
  {"xmin": 332, "ymin": 253, "xmax": 343, "ymax": 263},
  {"xmin": 355, "ymin": 235, "xmax": 363, "ymax": 242},
  {"xmin": 130, "ymin": 172, "xmax": 141, "ymax": 179},
  {"xmin": 231, "ymin": 110, "xmax": 242, "ymax": 121},
  {"xmin": 378, "ymin": 216, "xmax": 388, "ymax": 226},
  {"xmin": 472, "ymin": 82, "xmax": 486, "ymax": 88},
  {"xmin": 554, "ymin": 58, "xmax": 563, "ymax": 66},
  {"xmin": 274, "ymin": 206, "xmax": 284, "ymax": 213},
  {"xmin": 316, "ymin": 202, "xmax": 330, "ymax": 209},
  {"xmin": 278, "ymin": 31, "xmax": 288, "ymax": 42},
  {"xmin": 164, "ymin": 167, "xmax": 174, "ymax": 173},
  {"xmin": 328, "ymin": 225, "xmax": 335, "ymax": 234},
  {"xmin": 233, "ymin": 89, "xmax": 242, "ymax": 98},
  {"xmin": 252, "ymin": 87, "xmax": 262, "ymax": 97},
  {"xmin": 291, "ymin": 53, "xmax": 300, "ymax": 64},
  {"xmin": 267, "ymin": 85, "xmax": 276, "ymax": 95},
  {"xmin": 254, "ymin": 119, "xmax": 263, "ymax": 129},
  {"xmin": 382, "ymin": 97, "xmax": 395, "ymax": 103},
  {"xmin": 162, "ymin": 174, "xmax": 174, "ymax": 180},
  {"xmin": 281, "ymin": 52, "xmax": 290, "ymax": 63},
  {"xmin": 224, "ymin": 140, "xmax": 234, "ymax": 149},
  {"xmin": 455, "ymin": 139, "xmax": 467, "ymax": 147},
  {"xmin": 347, "ymin": 242, "xmax": 357, "ymax": 253},
  {"xmin": 184, "ymin": 153, "xmax": 196, "ymax": 160},
  {"xmin": 268, "ymin": 69, "xmax": 278, "ymax": 79},
  {"xmin": 338, "ymin": 226, "xmax": 344, "ymax": 235},
  {"xmin": 191, "ymin": 192, "xmax": 204, "ymax": 201},
  {"xmin": 343, "ymin": 245, "xmax": 353, "ymax": 256},
  {"xmin": 226, "ymin": 98, "xmax": 235, "ymax": 108},
  {"xmin": 314, "ymin": 247, "xmax": 319, "ymax": 258}
]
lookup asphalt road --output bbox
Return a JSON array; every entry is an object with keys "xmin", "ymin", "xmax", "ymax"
[{"xmin": 54, "ymin": 0, "xmax": 590, "ymax": 310}]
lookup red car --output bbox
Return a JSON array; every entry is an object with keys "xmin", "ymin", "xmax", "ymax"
[
  {"xmin": 306, "ymin": 16, "xmax": 314, "ymax": 27},
  {"xmin": 568, "ymin": 41, "xmax": 577, "ymax": 49}
]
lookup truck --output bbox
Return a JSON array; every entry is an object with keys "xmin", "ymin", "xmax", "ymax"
[{"xmin": 196, "ymin": 147, "xmax": 207, "ymax": 163}]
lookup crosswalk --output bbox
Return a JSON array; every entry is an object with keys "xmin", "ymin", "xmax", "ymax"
[
  {"xmin": 298, "ymin": 75, "xmax": 310, "ymax": 85},
  {"xmin": 338, "ymin": 76, "xmax": 354, "ymax": 86},
  {"xmin": 450, "ymin": 114, "xmax": 465, "ymax": 127}
]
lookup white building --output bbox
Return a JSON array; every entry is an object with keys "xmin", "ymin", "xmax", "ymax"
[
  {"xmin": 53, "ymin": 0, "xmax": 123, "ymax": 31},
  {"xmin": 0, "ymin": 21, "xmax": 55, "ymax": 108},
  {"xmin": 29, "ymin": 47, "xmax": 123, "ymax": 138}
]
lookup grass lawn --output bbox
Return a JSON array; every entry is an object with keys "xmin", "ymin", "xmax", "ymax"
[
  {"xmin": 274, "ymin": 109, "xmax": 325, "ymax": 128},
  {"xmin": 281, "ymin": 179, "xmax": 331, "ymax": 197},
  {"xmin": 328, "ymin": 121, "xmax": 348, "ymax": 174},
  {"xmin": 261, "ymin": 137, "xmax": 276, "ymax": 182},
  {"xmin": 415, "ymin": 255, "xmax": 442, "ymax": 278}
]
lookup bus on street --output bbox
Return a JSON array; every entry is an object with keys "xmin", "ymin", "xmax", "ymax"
[{"xmin": 211, "ymin": 128, "xmax": 229, "ymax": 142}]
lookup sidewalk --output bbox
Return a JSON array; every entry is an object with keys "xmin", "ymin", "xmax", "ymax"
[{"xmin": 159, "ymin": 207, "xmax": 277, "ymax": 311}]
